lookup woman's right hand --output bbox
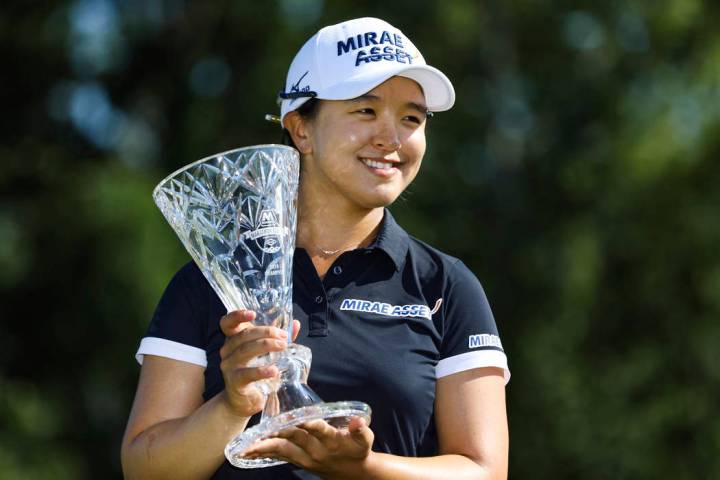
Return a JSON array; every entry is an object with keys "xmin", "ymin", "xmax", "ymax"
[{"xmin": 218, "ymin": 310, "xmax": 289, "ymax": 417}]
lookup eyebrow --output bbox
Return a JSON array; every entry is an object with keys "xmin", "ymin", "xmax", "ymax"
[{"xmin": 349, "ymin": 94, "xmax": 429, "ymax": 116}]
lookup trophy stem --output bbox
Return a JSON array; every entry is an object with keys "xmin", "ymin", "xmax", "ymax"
[
  {"xmin": 256, "ymin": 344, "xmax": 323, "ymax": 422},
  {"xmin": 225, "ymin": 343, "xmax": 371, "ymax": 469}
]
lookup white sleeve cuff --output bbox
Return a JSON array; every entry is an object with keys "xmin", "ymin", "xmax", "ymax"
[
  {"xmin": 436, "ymin": 350, "xmax": 510, "ymax": 384},
  {"xmin": 135, "ymin": 337, "xmax": 207, "ymax": 367}
]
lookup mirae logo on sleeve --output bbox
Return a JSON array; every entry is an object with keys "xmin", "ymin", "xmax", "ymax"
[{"xmin": 468, "ymin": 334, "xmax": 503, "ymax": 350}]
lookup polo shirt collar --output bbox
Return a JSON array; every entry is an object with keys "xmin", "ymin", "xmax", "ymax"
[{"xmin": 367, "ymin": 209, "xmax": 409, "ymax": 271}]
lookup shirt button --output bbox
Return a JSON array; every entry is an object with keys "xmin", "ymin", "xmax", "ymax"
[
  {"xmin": 315, "ymin": 295, "xmax": 324, "ymax": 304},
  {"xmin": 333, "ymin": 266, "xmax": 343, "ymax": 275}
]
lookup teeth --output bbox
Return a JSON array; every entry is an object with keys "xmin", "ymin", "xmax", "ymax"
[{"xmin": 362, "ymin": 158, "xmax": 394, "ymax": 170}]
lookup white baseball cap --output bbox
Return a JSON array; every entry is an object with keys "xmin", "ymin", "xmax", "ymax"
[{"xmin": 278, "ymin": 17, "xmax": 455, "ymax": 127}]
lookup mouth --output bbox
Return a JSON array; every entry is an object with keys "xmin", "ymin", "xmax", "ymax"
[{"xmin": 360, "ymin": 157, "xmax": 399, "ymax": 171}]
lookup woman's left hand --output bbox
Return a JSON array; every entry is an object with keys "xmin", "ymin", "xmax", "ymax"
[{"xmin": 243, "ymin": 416, "xmax": 374, "ymax": 479}]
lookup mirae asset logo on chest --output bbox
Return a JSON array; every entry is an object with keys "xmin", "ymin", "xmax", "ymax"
[{"xmin": 340, "ymin": 298, "xmax": 432, "ymax": 320}]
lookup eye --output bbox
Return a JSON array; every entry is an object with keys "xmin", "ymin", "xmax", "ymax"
[
  {"xmin": 403, "ymin": 115, "xmax": 423, "ymax": 125},
  {"xmin": 355, "ymin": 108, "xmax": 375, "ymax": 115}
]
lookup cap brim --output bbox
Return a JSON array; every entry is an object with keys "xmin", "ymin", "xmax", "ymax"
[
  {"xmin": 318, "ymin": 64, "xmax": 455, "ymax": 112},
  {"xmin": 397, "ymin": 66, "xmax": 455, "ymax": 112}
]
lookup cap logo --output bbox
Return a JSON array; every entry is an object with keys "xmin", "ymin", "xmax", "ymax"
[
  {"xmin": 336, "ymin": 31, "xmax": 414, "ymax": 67},
  {"xmin": 289, "ymin": 70, "xmax": 311, "ymax": 94}
]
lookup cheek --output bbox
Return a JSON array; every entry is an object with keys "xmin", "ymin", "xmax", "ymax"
[
  {"xmin": 406, "ymin": 158, "xmax": 423, "ymax": 185},
  {"xmin": 405, "ymin": 130, "xmax": 427, "ymax": 165},
  {"xmin": 313, "ymin": 120, "xmax": 358, "ymax": 155},
  {"xmin": 316, "ymin": 128, "xmax": 363, "ymax": 170}
]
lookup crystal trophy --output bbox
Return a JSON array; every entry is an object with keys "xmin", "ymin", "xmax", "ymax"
[{"xmin": 152, "ymin": 145, "xmax": 371, "ymax": 469}]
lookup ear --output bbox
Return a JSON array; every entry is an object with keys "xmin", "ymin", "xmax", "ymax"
[{"xmin": 284, "ymin": 111, "xmax": 313, "ymax": 154}]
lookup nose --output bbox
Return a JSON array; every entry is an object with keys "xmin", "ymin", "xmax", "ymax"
[{"xmin": 372, "ymin": 117, "xmax": 401, "ymax": 152}]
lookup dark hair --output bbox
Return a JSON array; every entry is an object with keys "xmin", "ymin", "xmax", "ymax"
[{"xmin": 281, "ymin": 98, "xmax": 320, "ymax": 150}]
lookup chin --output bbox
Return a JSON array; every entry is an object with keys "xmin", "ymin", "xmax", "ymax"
[
  {"xmin": 344, "ymin": 182, "xmax": 408, "ymax": 210},
  {"xmin": 356, "ymin": 193, "xmax": 402, "ymax": 209}
]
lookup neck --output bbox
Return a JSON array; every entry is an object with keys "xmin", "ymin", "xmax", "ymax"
[{"xmin": 296, "ymin": 186, "xmax": 384, "ymax": 263}]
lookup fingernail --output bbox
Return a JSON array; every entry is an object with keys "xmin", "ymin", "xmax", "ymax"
[
  {"xmin": 274, "ymin": 340, "xmax": 286, "ymax": 348},
  {"xmin": 277, "ymin": 329, "xmax": 288, "ymax": 339}
]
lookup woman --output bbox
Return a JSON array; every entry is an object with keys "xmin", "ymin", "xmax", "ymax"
[{"xmin": 122, "ymin": 17, "xmax": 509, "ymax": 480}]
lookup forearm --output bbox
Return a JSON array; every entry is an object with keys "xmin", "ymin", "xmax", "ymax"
[
  {"xmin": 358, "ymin": 452, "xmax": 503, "ymax": 480},
  {"xmin": 122, "ymin": 392, "xmax": 250, "ymax": 480}
]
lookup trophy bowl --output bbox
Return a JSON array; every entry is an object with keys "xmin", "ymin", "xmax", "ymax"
[{"xmin": 152, "ymin": 145, "xmax": 371, "ymax": 469}]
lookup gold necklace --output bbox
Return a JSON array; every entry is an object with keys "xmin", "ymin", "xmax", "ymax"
[
  {"xmin": 315, "ymin": 246, "xmax": 342, "ymax": 257},
  {"xmin": 316, "ymin": 246, "xmax": 350, "ymax": 257}
]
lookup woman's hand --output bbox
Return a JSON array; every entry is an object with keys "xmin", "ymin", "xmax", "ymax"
[
  {"xmin": 243, "ymin": 416, "xmax": 375, "ymax": 479},
  {"xmin": 219, "ymin": 310, "xmax": 299, "ymax": 417}
]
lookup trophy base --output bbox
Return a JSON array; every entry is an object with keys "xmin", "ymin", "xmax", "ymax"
[{"xmin": 225, "ymin": 400, "xmax": 371, "ymax": 469}]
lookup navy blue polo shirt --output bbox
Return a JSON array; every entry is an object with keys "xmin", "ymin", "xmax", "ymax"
[{"xmin": 136, "ymin": 209, "xmax": 509, "ymax": 479}]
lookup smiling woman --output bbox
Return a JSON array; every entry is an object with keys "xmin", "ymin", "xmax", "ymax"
[
  {"xmin": 285, "ymin": 77, "xmax": 428, "ymax": 212},
  {"xmin": 122, "ymin": 17, "xmax": 509, "ymax": 480}
]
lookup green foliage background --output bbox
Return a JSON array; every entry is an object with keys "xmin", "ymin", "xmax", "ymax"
[{"xmin": 2, "ymin": 1, "xmax": 718, "ymax": 478}]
